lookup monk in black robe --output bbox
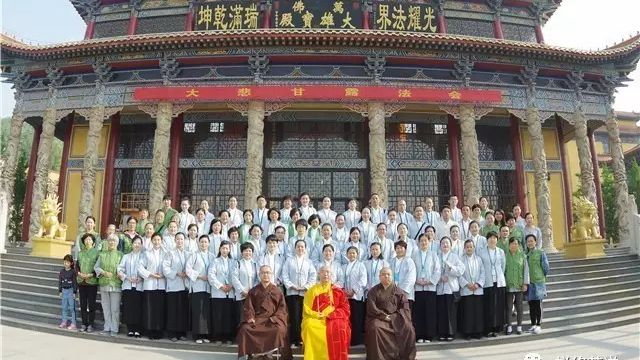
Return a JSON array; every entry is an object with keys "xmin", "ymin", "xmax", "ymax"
[
  {"xmin": 365, "ymin": 267, "xmax": 416, "ymax": 360},
  {"xmin": 237, "ymin": 265, "xmax": 292, "ymax": 360}
]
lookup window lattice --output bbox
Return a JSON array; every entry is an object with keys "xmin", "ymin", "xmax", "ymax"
[
  {"xmin": 480, "ymin": 170, "xmax": 517, "ymax": 210},
  {"xmin": 386, "ymin": 122, "xmax": 449, "ymax": 160},
  {"xmin": 180, "ymin": 169, "xmax": 246, "ymax": 213},
  {"xmin": 267, "ymin": 122, "xmax": 365, "ymax": 159},
  {"xmin": 477, "ymin": 125, "xmax": 513, "ymax": 161},
  {"xmin": 387, "ymin": 170, "xmax": 451, "ymax": 211},
  {"xmin": 117, "ymin": 124, "xmax": 156, "ymax": 159},
  {"xmin": 181, "ymin": 122, "xmax": 247, "ymax": 158}
]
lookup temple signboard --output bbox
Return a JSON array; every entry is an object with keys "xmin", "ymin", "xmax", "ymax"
[
  {"xmin": 195, "ymin": 1, "xmax": 263, "ymax": 30},
  {"xmin": 133, "ymin": 85, "xmax": 502, "ymax": 103},
  {"xmin": 373, "ymin": 1, "xmax": 438, "ymax": 32},
  {"xmin": 270, "ymin": 0, "xmax": 362, "ymax": 29}
]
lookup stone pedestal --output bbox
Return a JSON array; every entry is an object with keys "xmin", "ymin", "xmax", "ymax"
[
  {"xmin": 31, "ymin": 236, "xmax": 72, "ymax": 259},
  {"xmin": 564, "ymin": 238, "xmax": 606, "ymax": 259}
]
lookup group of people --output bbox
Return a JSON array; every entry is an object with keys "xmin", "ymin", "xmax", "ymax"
[{"xmin": 59, "ymin": 192, "xmax": 550, "ymax": 359}]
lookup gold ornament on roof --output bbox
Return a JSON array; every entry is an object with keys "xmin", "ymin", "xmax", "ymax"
[
  {"xmin": 571, "ymin": 196, "xmax": 602, "ymax": 241},
  {"xmin": 37, "ymin": 194, "xmax": 68, "ymax": 240}
]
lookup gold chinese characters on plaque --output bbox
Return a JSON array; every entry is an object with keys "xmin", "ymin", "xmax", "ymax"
[
  {"xmin": 271, "ymin": 0, "xmax": 362, "ymax": 29},
  {"xmin": 195, "ymin": 1, "xmax": 262, "ymax": 31},
  {"xmin": 374, "ymin": 1, "xmax": 438, "ymax": 33}
]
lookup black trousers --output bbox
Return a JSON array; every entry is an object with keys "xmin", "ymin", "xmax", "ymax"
[
  {"xmin": 528, "ymin": 300, "xmax": 542, "ymax": 326},
  {"xmin": 78, "ymin": 285, "xmax": 98, "ymax": 326},
  {"xmin": 286, "ymin": 295, "xmax": 303, "ymax": 344}
]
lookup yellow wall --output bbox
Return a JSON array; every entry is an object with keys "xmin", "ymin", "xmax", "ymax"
[
  {"xmin": 521, "ymin": 126, "xmax": 568, "ymax": 248},
  {"xmin": 62, "ymin": 123, "xmax": 111, "ymax": 240}
]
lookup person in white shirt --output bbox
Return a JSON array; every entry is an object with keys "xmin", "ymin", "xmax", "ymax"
[
  {"xmin": 396, "ymin": 223, "xmax": 415, "ymax": 258},
  {"xmin": 479, "ymin": 232, "xmax": 506, "ymax": 338},
  {"xmin": 314, "ymin": 243, "xmax": 344, "ymax": 287},
  {"xmin": 371, "ymin": 223, "xmax": 395, "ymax": 260},
  {"xmin": 282, "ymin": 239, "xmax": 316, "ymax": 347},
  {"xmin": 396, "ymin": 199, "xmax": 414, "ymax": 228},
  {"xmin": 194, "ymin": 208, "xmax": 208, "ymax": 237},
  {"xmin": 449, "ymin": 225, "xmax": 465, "ymax": 258},
  {"xmin": 340, "ymin": 227, "xmax": 368, "ymax": 264},
  {"xmin": 163, "ymin": 233, "xmax": 190, "ymax": 341},
  {"xmin": 436, "ymin": 236, "xmax": 465, "ymax": 342},
  {"xmin": 479, "ymin": 196, "xmax": 493, "ymax": 218},
  {"xmin": 245, "ymin": 225, "xmax": 263, "ymax": 259},
  {"xmin": 469, "ymin": 221, "xmax": 488, "ymax": 254},
  {"xmin": 369, "ymin": 193, "xmax": 387, "ymax": 224},
  {"xmin": 342, "ymin": 245, "xmax": 368, "ymax": 345},
  {"xmin": 411, "ymin": 205, "xmax": 428, "ymax": 241},
  {"xmin": 163, "ymin": 221, "xmax": 178, "ymax": 251},
  {"xmin": 138, "ymin": 233, "xmax": 168, "ymax": 340},
  {"xmin": 459, "ymin": 205, "xmax": 473, "ymax": 240},
  {"xmin": 226, "ymin": 227, "xmax": 242, "ymax": 261},
  {"xmin": 273, "ymin": 225, "xmax": 289, "ymax": 258},
  {"xmin": 265, "ymin": 207, "xmax": 287, "ymax": 239},
  {"xmin": 412, "ymin": 233, "xmax": 442, "ymax": 343},
  {"xmin": 208, "ymin": 219, "xmax": 226, "ymax": 257},
  {"xmin": 298, "ymin": 192, "xmax": 317, "ymax": 221},
  {"xmin": 357, "ymin": 208, "xmax": 376, "ymax": 246},
  {"xmin": 118, "ymin": 236, "xmax": 144, "ymax": 338},
  {"xmin": 435, "ymin": 206, "xmax": 459, "ymax": 242},
  {"xmin": 227, "ymin": 196, "xmax": 243, "ymax": 228},
  {"xmin": 470, "ymin": 204, "xmax": 485, "ymax": 227},
  {"xmin": 389, "ymin": 240, "xmax": 417, "ymax": 302},
  {"xmin": 259, "ymin": 235, "xmax": 285, "ymax": 286},
  {"xmin": 199, "ymin": 199, "xmax": 215, "ymax": 231},
  {"xmin": 231, "ymin": 243, "xmax": 259, "ymax": 335},
  {"xmin": 178, "ymin": 198, "xmax": 196, "ymax": 235},
  {"xmin": 185, "ymin": 235, "xmax": 213, "ymax": 344},
  {"xmin": 343, "ymin": 198, "xmax": 361, "ymax": 230},
  {"xmin": 279, "ymin": 195, "xmax": 294, "ymax": 225},
  {"xmin": 424, "ymin": 225, "xmax": 440, "ymax": 253},
  {"xmin": 317, "ymin": 196, "xmax": 337, "ymax": 227},
  {"xmin": 385, "ymin": 209, "xmax": 400, "ymax": 242},
  {"xmin": 252, "ymin": 195, "xmax": 269, "ymax": 232},
  {"xmin": 364, "ymin": 242, "xmax": 390, "ymax": 291},
  {"xmin": 459, "ymin": 239, "xmax": 485, "ymax": 340},
  {"xmin": 209, "ymin": 240, "xmax": 237, "ymax": 344},
  {"xmin": 218, "ymin": 210, "xmax": 231, "ymax": 239},
  {"xmin": 512, "ymin": 204, "xmax": 526, "ymax": 230},
  {"xmin": 141, "ymin": 222, "xmax": 155, "ymax": 252},
  {"xmin": 424, "ymin": 197, "xmax": 441, "ymax": 227},
  {"xmin": 448, "ymin": 195, "xmax": 463, "ymax": 223},
  {"xmin": 332, "ymin": 214, "xmax": 349, "ymax": 245},
  {"xmin": 184, "ymin": 225, "xmax": 199, "ymax": 253},
  {"xmin": 310, "ymin": 223, "xmax": 339, "ymax": 264}
]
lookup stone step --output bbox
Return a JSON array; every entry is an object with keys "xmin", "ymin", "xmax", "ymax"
[
  {"xmin": 1, "ymin": 297, "xmax": 105, "ymax": 320},
  {"xmin": 1, "ymin": 288, "xmax": 89, "ymax": 306},
  {"xmin": 541, "ymin": 287, "xmax": 640, "ymax": 308},
  {"xmin": 549, "ymin": 259, "xmax": 639, "ymax": 274},
  {"xmin": 547, "ymin": 254, "xmax": 638, "ymax": 267},
  {"xmin": 545, "ymin": 279, "xmax": 640, "ymax": 298},
  {"xmin": 546, "ymin": 264, "xmax": 640, "ymax": 281},
  {"xmin": 546, "ymin": 272, "xmax": 640, "ymax": 290},
  {"xmin": 1, "ymin": 264, "xmax": 59, "ymax": 277},
  {"xmin": 1, "ymin": 252, "xmax": 66, "ymax": 265},
  {"xmin": 540, "ymin": 304, "xmax": 640, "ymax": 328},
  {"xmin": 1, "ymin": 273, "xmax": 62, "ymax": 287},
  {"xmin": 521, "ymin": 295, "xmax": 640, "ymax": 318},
  {"xmin": 0, "ymin": 259, "xmax": 61, "ymax": 272}
]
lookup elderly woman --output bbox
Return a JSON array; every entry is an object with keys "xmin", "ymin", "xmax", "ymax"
[
  {"xmin": 301, "ymin": 265, "xmax": 351, "ymax": 360},
  {"xmin": 365, "ymin": 267, "xmax": 416, "ymax": 360}
]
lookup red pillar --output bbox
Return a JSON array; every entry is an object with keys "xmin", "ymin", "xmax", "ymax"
[
  {"xmin": 128, "ymin": 13, "xmax": 138, "ymax": 35},
  {"xmin": 57, "ymin": 116, "xmax": 74, "ymax": 219},
  {"xmin": 362, "ymin": 3, "xmax": 369, "ymax": 30},
  {"xmin": 534, "ymin": 23, "xmax": 545, "ymax": 44},
  {"xmin": 448, "ymin": 115, "xmax": 463, "ymax": 200},
  {"xmin": 168, "ymin": 115, "xmax": 183, "ymax": 202},
  {"xmin": 437, "ymin": 15, "xmax": 446, "ymax": 33},
  {"xmin": 263, "ymin": 1, "xmax": 272, "ymax": 28},
  {"xmin": 22, "ymin": 124, "xmax": 42, "ymax": 241},
  {"xmin": 510, "ymin": 116, "xmax": 527, "ymax": 212},
  {"xmin": 556, "ymin": 118, "xmax": 573, "ymax": 237},
  {"xmin": 84, "ymin": 20, "xmax": 96, "ymax": 40},
  {"xmin": 589, "ymin": 128, "xmax": 606, "ymax": 238},
  {"xmin": 100, "ymin": 114, "xmax": 120, "ymax": 234},
  {"xmin": 185, "ymin": 5, "xmax": 195, "ymax": 31},
  {"xmin": 493, "ymin": 16, "xmax": 504, "ymax": 39}
]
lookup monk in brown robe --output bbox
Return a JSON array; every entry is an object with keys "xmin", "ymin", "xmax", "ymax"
[
  {"xmin": 237, "ymin": 265, "xmax": 292, "ymax": 360},
  {"xmin": 365, "ymin": 267, "xmax": 417, "ymax": 360}
]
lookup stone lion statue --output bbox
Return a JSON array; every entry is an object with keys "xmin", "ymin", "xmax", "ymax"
[
  {"xmin": 571, "ymin": 196, "xmax": 602, "ymax": 241},
  {"xmin": 37, "ymin": 194, "xmax": 67, "ymax": 240}
]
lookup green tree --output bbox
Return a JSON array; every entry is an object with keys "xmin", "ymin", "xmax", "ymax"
[
  {"xmin": 628, "ymin": 159, "xmax": 640, "ymax": 209},
  {"xmin": 599, "ymin": 165, "xmax": 618, "ymax": 242},
  {"xmin": 7, "ymin": 150, "xmax": 28, "ymax": 243}
]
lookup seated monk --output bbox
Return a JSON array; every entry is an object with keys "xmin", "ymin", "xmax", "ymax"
[
  {"xmin": 237, "ymin": 265, "xmax": 292, "ymax": 360},
  {"xmin": 302, "ymin": 265, "xmax": 351, "ymax": 360},
  {"xmin": 365, "ymin": 267, "xmax": 417, "ymax": 360}
]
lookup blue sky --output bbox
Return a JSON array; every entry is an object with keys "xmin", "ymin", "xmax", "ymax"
[{"xmin": 1, "ymin": 0, "xmax": 639, "ymax": 117}]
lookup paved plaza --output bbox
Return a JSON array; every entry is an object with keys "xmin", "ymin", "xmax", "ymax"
[{"xmin": 1, "ymin": 324, "xmax": 638, "ymax": 360}]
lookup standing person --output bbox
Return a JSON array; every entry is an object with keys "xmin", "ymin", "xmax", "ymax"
[
  {"xmin": 479, "ymin": 197, "xmax": 492, "ymax": 218},
  {"xmin": 333, "ymin": 214, "xmax": 349, "ymax": 245},
  {"xmin": 161, "ymin": 195, "xmax": 178, "ymax": 227},
  {"xmin": 481, "ymin": 212, "xmax": 499, "ymax": 237},
  {"xmin": 306, "ymin": 214, "xmax": 323, "ymax": 245},
  {"xmin": 448, "ymin": 196, "xmax": 463, "ymax": 223},
  {"xmin": 470, "ymin": 204, "xmax": 485, "ymax": 227},
  {"xmin": 253, "ymin": 195, "xmax": 270, "ymax": 231},
  {"xmin": 141, "ymin": 222, "xmax": 155, "ymax": 252},
  {"xmin": 94, "ymin": 234, "xmax": 124, "ymax": 336},
  {"xmin": 526, "ymin": 234, "xmax": 549, "ymax": 334},
  {"xmin": 227, "ymin": 196, "xmax": 244, "ymax": 228},
  {"xmin": 208, "ymin": 219, "xmax": 225, "ymax": 257},
  {"xmin": 479, "ymin": 232, "xmax": 506, "ymax": 337},
  {"xmin": 138, "ymin": 233, "xmax": 168, "ymax": 340},
  {"xmin": 76, "ymin": 233, "xmax": 100, "ymax": 333},
  {"xmin": 364, "ymin": 242, "xmax": 390, "ymax": 291},
  {"xmin": 162, "ymin": 221, "xmax": 178, "ymax": 251},
  {"xmin": 298, "ymin": 192, "xmax": 317, "ymax": 221},
  {"xmin": 177, "ymin": 197, "xmax": 196, "ymax": 234},
  {"xmin": 186, "ymin": 235, "xmax": 212, "ymax": 344},
  {"xmin": 343, "ymin": 198, "xmax": 361, "ymax": 230},
  {"xmin": 523, "ymin": 213, "xmax": 543, "ymax": 250},
  {"xmin": 396, "ymin": 199, "xmax": 414, "ymax": 228},
  {"xmin": 281, "ymin": 240, "xmax": 317, "ymax": 347},
  {"xmin": 314, "ymin": 244, "xmax": 344, "ymax": 287},
  {"xmin": 506, "ymin": 215, "xmax": 525, "ymax": 250},
  {"xmin": 371, "ymin": 223, "xmax": 395, "ymax": 260},
  {"xmin": 117, "ymin": 236, "xmax": 144, "ymax": 338},
  {"xmin": 449, "ymin": 225, "xmax": 465, "ymax": 258},
  {"xmin": 135, "ymin": 209, "xmax": 150, "ymax": 235},
  {"xmin": 200, "ymin": 199, "xmax": 215, "ymax": 231},
  {"xmin": 219, "ymin": 209, "xmax": 231, "ymax": 237},
  {"xmin": 396, "ymin": 223, "xmax": 416, "ymax": 258},
  {"xmin": 459, "ymin": 240, "xmax": 485, "ymax": 340},
  {"xmin": 232, "ymin": 243, "xmax": 259, "ymax": 324},
  {"xmin": 265, "ymin": 207, "xmax": 287, "ymax": 239},
  {"xmin": 153, "ymin": 209, "xmax": 166, "ymax": 235},
  {"xmin": 259, "ymin": 235, "xmax": 286, "ymax": 287},
  {"xmin": 436, "ymin": 237, "xmax": 464, "ymax": 342},
  {"xmin": 237, "ymin": 265, "xmax": 292, "ymax": 360},
  {"xmin": 119, "ymin": 216, "xmax": 137, "ymax": 254},
  {"xmin": 287, "ymin": 209, "xmax": 303, "ymax": 242},
  {"xmin": 424, "ymin": 197, "xmax": 441, "ymax": 228},
  {"xmin": 340, "ymin": 227, "xmax": 368, "ymax": 264},
  {"xmin": 497, "ymin": 225, "xmax": 511, "ymax": 254},
  {"xmin": 410, "ymin": 205, "xmax": 427, "ymax": 241},
  {"xmin": 343, "ymin": 246, "xmax": 367, "ymax": 345},
  {"xmin": 469, "ymin": 221, "xmax": 488, "ymax": 254},
  {"xmin": 301, "ymin": 265, "xmax": 351, "ymax": 360},
  {"xmin": 163, "ymin": 232, "xmax": 190, "ymax": 342},
  {"xmin": 357, "ymin": 207, "xmax": 376, "ymax": 246},
  {"xmin": 185, "ymin": 224, "xmax": 200, "ymax": 253},
  {"xmin": 58, "ymin": 254, "xmax": 78, "ymax": 330},
  {"xmin": 288, "ymin": 219, "xmax": 309, "ymax": 259},
  {"xmin": 512, "ymin": 204, "xmax": 526, "ymax": 229},
  {"xmin": 494, "ymin": 209, "xmax": 506, "ymax": 229},
  {"xmin": 369, "ymin": 193, "xmax": 387, "ymax": 224},
  {"xmin": 279, "ymin": 195, "xmax": 294, "ymax": 225},
  {"xmin": 385, "ymin": 209, "xmax": 400, "ymax": 243},
  {"xmin": 459, "ymin": 205, "xmax": 473, "ymax": 240},
  {"xmin": 273, "ymin": 226, "xmax": 289, "ymax": 261},
  {"xmin": 193, "ymin": 208, "xmax": 206, "ymax": 237},
  {"xmin": 73, "ymin": 216, "xmax": 101, "ymax": 260},
  {"xmin": 238, "ymin": 209, "xmax": 254, "ymax": 244},
  {"xmin": 365, "ymin": 267, "xmax": 417, "ymax": 360},
  {"xmin": 505, "ymin": 237, "xmax": 529, "ymax": 336},
  {"xmin": 412, "ymin": 234, "xmax": 441, "ymax": 343},
  {"xmin": 317, "ymin": 196, "xmax": 337, "ymax": 227},
  {"xmin": 435, "ymin": 206, "xmax": 458, "ymax": 242},
  {"xmin": 423, "ymin": 226, "xmax": 440, "ymax": 253},
  {"xmin": 310, "ymin": 224, "xmax": 339, "ymax": 265},
  {"xmin": 209, "ymin": 241, "xmax": 237, "ymax": 345},
  {"xmin": 389, "ymin": 241, "xmax": 417, "ymax": 305},
  {"xmin": 245, "ymin": 225, "xmax": 263, "ymax": 259},
  {"xmin": 227, "ymin": 227, "xmax": 242, "ymax": 262}
]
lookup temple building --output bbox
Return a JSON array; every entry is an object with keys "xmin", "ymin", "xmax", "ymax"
[{"xmin": 1, "ymin": 0, "xmax": 639, "ymax": 253}]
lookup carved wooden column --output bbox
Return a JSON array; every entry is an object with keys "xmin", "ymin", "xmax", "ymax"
[
  {"xmin": 606, "ymin": 113, "xmax": 631, "ymax": 245},
  {"xmin": 1, "ymin": 110, "xmax": 26, "ymax": 217},
  {"xmin": 244, "ymin": 101, "xmax": 266, "ymax": 208},
  {"xmin": 140, "ymin": 103, "xmax": 192, "ymax": 213},
  {"xmin": 573, "ymin": 110, "xmax": 597, "ymax": 207},
  {"xmin": 441, "ymin": 105, "xmax": 492, "ymax": 206}
]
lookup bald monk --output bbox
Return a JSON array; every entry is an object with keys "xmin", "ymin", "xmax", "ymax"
[
  {"xmin": 365, "ymin": 267, "xmax": 417, "ymax": 360},
  {"xmin": 237, "ymin": 265, "xmax": 292, "ymax": 360}
]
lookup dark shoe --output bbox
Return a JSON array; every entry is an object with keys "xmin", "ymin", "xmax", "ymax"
[
  {"xmin": 134, "ymin": 332, "xmax": 141, "ymax": 338},
  {"xmin": 438, "ymin": 337, "xmax": 446, "ymax": 341},
  {"xmin": 446, "ymin": 337, "xmax": 454, "ymax": 342},
  {"xmin": 179, "ymin": 336, "xmax": 187, "ymax": 341},
  {"xmin": 170, "ymin": 337, "xmax": 178, "ymax": 342},
  {"xmin": 86, "ymin": 325, "xmax": 94, "ymax": 333},
  {"xmin": 127, "ymin": 332, "xmax": 134, "ymax": 337}
]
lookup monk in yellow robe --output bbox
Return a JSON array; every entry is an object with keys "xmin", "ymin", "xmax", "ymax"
[{"xmin": 302, "ymin": 265, "xmax": 351, "ymax": 360}]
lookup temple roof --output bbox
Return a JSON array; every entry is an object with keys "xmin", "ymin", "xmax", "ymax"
[{"xmin": 1, "ymin": 29, "xmax": 638, "ymax": 67}]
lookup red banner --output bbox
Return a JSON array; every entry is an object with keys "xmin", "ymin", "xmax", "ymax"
[{"xmin": 133, "ymin": 85, "xmax": 502, "ymax": 103}]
